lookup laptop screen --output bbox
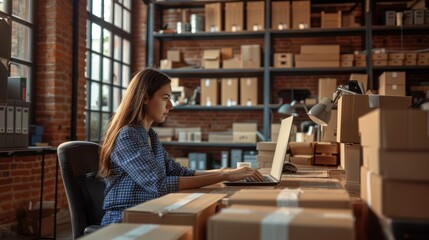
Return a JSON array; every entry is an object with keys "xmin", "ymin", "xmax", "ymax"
[{"xmin": 269, "ymin": 116, "xmax": 294, "ymax": 181}]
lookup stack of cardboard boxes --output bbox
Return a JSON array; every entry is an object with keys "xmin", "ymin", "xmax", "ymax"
[
  {"xmin": 359, "ymin": 109, "xmax": 429, "ymax": 221},
  {"xmin": 256, "ymin": 141, "xmax": 276, "ymax": 168}
]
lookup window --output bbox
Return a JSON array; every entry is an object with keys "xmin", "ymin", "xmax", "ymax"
[
  {"xmin": 1, "ymin": 0, "xmax": 34, "ymax": 102},
  {"xmin": 86, "ymin": 0, "xmax": 131, "ymax": 142}
]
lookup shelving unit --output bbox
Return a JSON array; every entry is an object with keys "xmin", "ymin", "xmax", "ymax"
[{"xmin": 145, "ymin": 0, "xmax": 429, "ymax": 158}]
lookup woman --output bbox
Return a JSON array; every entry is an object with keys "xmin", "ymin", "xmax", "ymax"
[{"xmin": 98, "ymin": 68, "xmax": 263, "ymax": 225}]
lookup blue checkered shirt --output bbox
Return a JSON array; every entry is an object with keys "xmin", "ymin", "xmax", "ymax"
[{"xmin": 100, "ymin": 125, "xmax": 195, "ymax": 225}]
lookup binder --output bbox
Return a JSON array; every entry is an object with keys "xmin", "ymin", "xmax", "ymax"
[
  {"xmin": 7, "ymin": 77, "xmax": 27, "ymax": 101},
  {"xmin": 0, "ymin": 59, "xmax": 8, "ymax": 101},
  {"xmin": 0, "ymin": 101, "xmax": 5, "ymax": 148},
  {"xmin": 21, "ymin": 102, "xmax": 30, "ymax": 147},
  {"xmin": 5, "ymin": 99, "xmax": 14, "ymax": 148},
  {"xmin": 14, "ymin": 103, "xmax": 22, "ymax": 147}
]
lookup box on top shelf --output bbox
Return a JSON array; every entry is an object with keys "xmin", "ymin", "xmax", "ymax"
[
  {"xmin": 123, "ymin": 193, "xmax": 226, "ymax": 240},
  {"xmin": 208, "ymin": 205, "xmax": 355, "ymax": 240},
  {"xmin": 321, "ymin": 11, "xmax": 342, "ymax": 28},
  {"xmin": 246, "ymin": 1, "xmax": 265, "ymax": 31},
  {"xmin": 337, "ymin": 94, "xmax": 412, "ymax": 143},
  {"xmin": 292, "ymin": 0, "xmax": 311, "ymax": 29},
  {"xmin": 358, "ymin": 108, "xmax": 429, "ymax": 150},
  {"xmin": 272, "ymin": 1, "xmax": 290, "ymax": 30},
  {"xmin": 241, "ymin": 45, "xmax": 260, "ymax": 69},
  {"xmin": 224, "ymin": 2, "xmax": 243, "ymax": 32},
  {"xmin": 205, "ymin": 3, "xmax": 222, "ymax": 32}
]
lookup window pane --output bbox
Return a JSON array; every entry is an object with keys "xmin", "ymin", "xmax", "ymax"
[
  {"xmin": 114, "ymin": 3, "xmax": 122, "ymax": 28},
  {"xmin": 104, "ymin": 0, "xmax": 112, "ymax": 23},
  {"xmin": 12, "ymin": 0, "xmax": 32, "ymax": 23},
  {"xmin": 11, "ymin": 21, "xmax": 32, "ymax": 61},
  {"xmin": 91, "ymin": 23, "xmax": 101, "ymax": 53},
  {"xmin": 92, "ymin": 0, "xmax": 102, "ymax": 18},
  {"xmin": 114, "ymin": 35, "xmax": 121, "ymax": 60},
  {"xmin": 91, "ymin": 53, "xmax": 101, "ymax": 80},
  {"xmin": 10, "ymin": 63, "xmax": 30, "ymax": 101},
  {"xmin": 86, "ymin": 20, "xmax": 91, "ymax": 49},
  {"xmin": 113, "ymin": 87, "xmax": 121, "ymax": 111},
  {"xmin": 122, "ymin": 65, "xmax": 130, "ymax": 87},
  {"xmin": 103, "ymin": 29, "xmax": 111, "ymax": 57},
  {"xmin": 0, "ymin": 0, "xmax": 6, "ymax": 12},
  {"xmin": 102, "ymin": 57, "xmax": 111, "ymax": 83},
  {"xmin": 89, "ymin": 112, "xmax": 100, "ymax": 141},
  {"xmin": 123, "ymin": 0, "xmax": 131, "ymax": 9},
  {"xmin": 101, "ymin": 113, "xmax": 111, "ymax": 136},
  {"xmin": 85, "ymin": 51, "xmax": 90, "ymax": 78},
  {"xmin": 123, "ymin": 9, "xmax": 130, "ymax": 33},
  {"xmin": 122, "ymin": 39, "xmax": 130, "ymax": 64},
  {"xmin": 101, "ymin": 84, "xmax": 110, "ymax": 111},
  {"xmin": 113, "ymin": 61, "xmax": 120, "ymax": 85},
  {"xmin": 90, "ymin": 81, "xmax": 100, "ymax": 110}
]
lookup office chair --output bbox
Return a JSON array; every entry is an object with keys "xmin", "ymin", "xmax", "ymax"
[{"xmin": 57, "ymin": 141, "xmax": 105, "ymax": 239}]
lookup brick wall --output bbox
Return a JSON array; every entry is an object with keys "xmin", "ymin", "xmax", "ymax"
[{"xmin": 0, "ymin": 0, "xmax": 87, "ymax": 230}]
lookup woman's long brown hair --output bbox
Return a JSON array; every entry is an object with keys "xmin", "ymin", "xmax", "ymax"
[{"xmin": 98, "ymin": 68, "xmax": 171, "ymax": 178}]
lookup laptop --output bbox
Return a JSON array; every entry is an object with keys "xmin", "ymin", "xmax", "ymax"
[{"xmin": 224, "ymin": 116, "xmax": 294, "ymax": 186}]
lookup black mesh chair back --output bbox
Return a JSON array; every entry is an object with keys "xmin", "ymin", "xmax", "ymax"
[{"xmin": 57, "ymin": 141, "xmax": 105, "ymax": 239}]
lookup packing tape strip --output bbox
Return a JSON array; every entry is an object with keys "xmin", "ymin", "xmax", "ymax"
[
  {"xmin": 113, "ymin": 224, "xmax": 158, "ymax": 240},
  {"xmin": 157, "ymin": 193, "xmax": 204, "ymax": 217},
  {"xmin": 276, "ymin": 188, "xmax": 303, "ymax": 207},
  {"xmin": 368, "ymin": 95, "xmax": 380, "ymax": 108},
  {"xmin": 261, "ymin": 208, "xmax": 302, "ymax": 240}
]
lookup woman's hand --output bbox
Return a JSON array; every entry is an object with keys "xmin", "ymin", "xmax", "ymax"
[{"xmin": 222, "ymin": 167, "xmax": 265, "ymax": 182}]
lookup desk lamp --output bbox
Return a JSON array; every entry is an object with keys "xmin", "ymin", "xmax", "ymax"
[
  {"xmin": 307, "ymin": 83, "xmax": 361, "ymax": 126},
  {"xmin": 278, "ymin": 100, "xmax": 309, "ymax": 116}
]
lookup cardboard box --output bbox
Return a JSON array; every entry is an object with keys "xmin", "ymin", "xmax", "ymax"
[
  {"xmin": 205, "ymin": 3, "xmax": 222, "ymax": 32},
  {"xmin": 417, "ymin": 59, "xmax": 429, "ymax": 66},
  {"xmin": 341, "ymin": 61, "xmax": 353, "ymax": 67},
  {"xmin": 315, "ymin": 142, "xmax": 339, "ymax": 154},
  {"xmin": 208, "ymin": 205, "xmax": 355, "ymax": 240},
  {"xmin": 289, "ymin": 142, "xmax": 315, "ymax": 155},
  {"xmin": 225, "ymin": 2, "xmax": 243, "ymax": 32},
  {"xmin": 202, "ymin": 49, "xmax": 220, "ymax": 69},
  {"xmin": 387, "ymin": 60, "xmax": 403, "ymax": 66},
  {"xmin": 358, "ymin": 109, "xmax": 429, "ymax": 150},
  {"xmin": 320, "ymin": 109, "xmax": 337, "ymax": 142},
  {"xmin": 349, "ymin": 73, "xmax": 368, "ymax": 92},
  {"xmin": 361, "ymin": 167, "xmax": 429, "ymax": 220},
  {"xmin": 321, "ymin": 11, "xmax": 341, "ymax": 28},
  {"xmin": 379, "ymin": 84, "xmax": 405, "ymax": 96},
  {"xmin": 290, "ymin": 155, "xmax": 313, "ymax": 165},
  {"xmin": 373, "ymin": 60, "xmax": 387, "ymax": 66},
  {"xmin": 200, "ymin": 79, "xmax": 218, "ymax": 106},
  {"xmin": 241, "ymin": 45, "xmax": 261, "ymax": 68},
  {"xmin": 417, "ymin": 53, "xmax": 429, "ymax": 60},
  {"xmin": 79, "ymin": 223, "xmax": 193, "ymax": 240},
  {"xmin": 233, "ymin": 122, "xmax": 257, "ymax": 143},
  {"xmin": 246, "ymin": 1, "xmax": 265, "ymax": 31},
  {"xmin": 272, "ymin": 1, "xmax": 290, "ymax": 30},
  {"xmin": 405, "ymin": 52, "xmax": 418, "ymax": 60},
  {"xmin": 403, "ymin": 59, "xmax": 417, "ymax": 66},
  {"xmin": 222, "ymin": 57, "xmax": 242, "ymax": 69},
  {"xmin": 295, "ymin": 61, "xmax": 339, "ymax": 68},
  {"xmin": 300, "ymin": 45, "xmax": 340, "ymax": 55},
  {"xmin": 355, "ymin": 60, "xmax": 366, "ymax": 67},
  {"xmin": 362, "ymin": 147, "xmax": 429, "ymax": 181},
  {"xmin": 160, "ymin": 59, "xmax": 180, "ymax": 70},
  {"xmin": 208, "ymin": 132, "xmax": 233, "ymax": 143},
  {"xmin": 372, "ymin": 53, "xmax": 388, "ymax": 60},
  {"xmin": 337, "ymin": 94, "xmax": 411, "ymax": 143},
  {"xmin": 274, "ymin": 53, "xmax": 293, "ymax": 68},
  {"xmin": 123, "ymin": 193, "xmax": 226, "ymax": 240},
  {"xmin": 271, "ymin": 123, "xmax": 280, "ymax": 141},
  {"xmin": 388, "ymin": 53, "xmax": 405, "ymax": 60},
  {"xmin": 354, "ymin": 53, "xmax": 366, "ymax": 61},
  {"xmin": 257, "ymin": 155, "xmax": 274, "ymax": 168},
  {"xmin": 340, "ymin": 143, "xmax": 361, "ymax": 185},
  {"xmin": 295, "ymin": 54, "xmax": 340, "ymax": 61},
  {"xmin": 341, "ymin": 54, "xmax": 354, "ymax": 61},
  {"xmin": 220, "ymin": 48, "xmax": 233, "ymax": 61},
  {"xmin": 318, "ymin": 78, "xmax": 337, "ymax": 102},
  {"xmin": 240, "ymin": 77, "xmax": 258, "ymax": 106},
  {"xmin": 167, "ymin": 50, "xmax": 181, "ymax": 62},
  {"xmin": 314, "ymin": 155, "xmax": 338, "ymax": 165},
  {"xmin": 221, "ymin": 78, "xmax": 238, "ymax": 106},
  {"xmin": 292, "ymin": 0, "xmax": 311, "ymax": 29},
  {"xmin": 256, "ymin": 141, "xmax": 276, "ymax": 151},
  {"xmin": 227, "ymin": 189, "xmax": 350, "ymax": 209}
]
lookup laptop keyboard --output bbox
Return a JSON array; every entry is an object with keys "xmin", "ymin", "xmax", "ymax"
[{"xmin": 245, "ymin": 176, "xmax": 274, "ymax": 183}]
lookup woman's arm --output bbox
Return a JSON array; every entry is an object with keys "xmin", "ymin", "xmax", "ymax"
[{"xmin": 178, "ymin": 167, "xmax": 264, "ymax": 190}]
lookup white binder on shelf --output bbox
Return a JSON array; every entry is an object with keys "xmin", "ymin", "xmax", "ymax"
[
  {"xmin": 14, "ymin": 103, "xmax": 22, "ymax": 147},
  {"xmin": 0, "ymin": 101, "xmax": 6, "ymax": 148},
  {"xmin": 21, "ymin": 102, "xmax": 30, "ymax": 147},
  {"xmin": 5, "ymin": 100, "xmax": 14, "ymax": 148}
]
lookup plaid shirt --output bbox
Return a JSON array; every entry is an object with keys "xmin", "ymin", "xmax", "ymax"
[{"xmin": 101, "ymin": 125, "xmax": 195, "ymax": 225}]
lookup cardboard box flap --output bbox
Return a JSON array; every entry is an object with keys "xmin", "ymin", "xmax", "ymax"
[
  {"xmin": 203, "ymin": 50, "xmax": 220, "ymax": 60},
  {"xmin": 127, "ymin": 193, "xmax": 226, "ymax": 215}
]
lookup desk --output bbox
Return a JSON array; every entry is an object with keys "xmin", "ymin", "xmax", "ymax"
[{"xmin": 0, "ymin": 147, "xmax": 58, "ymax": 240}]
